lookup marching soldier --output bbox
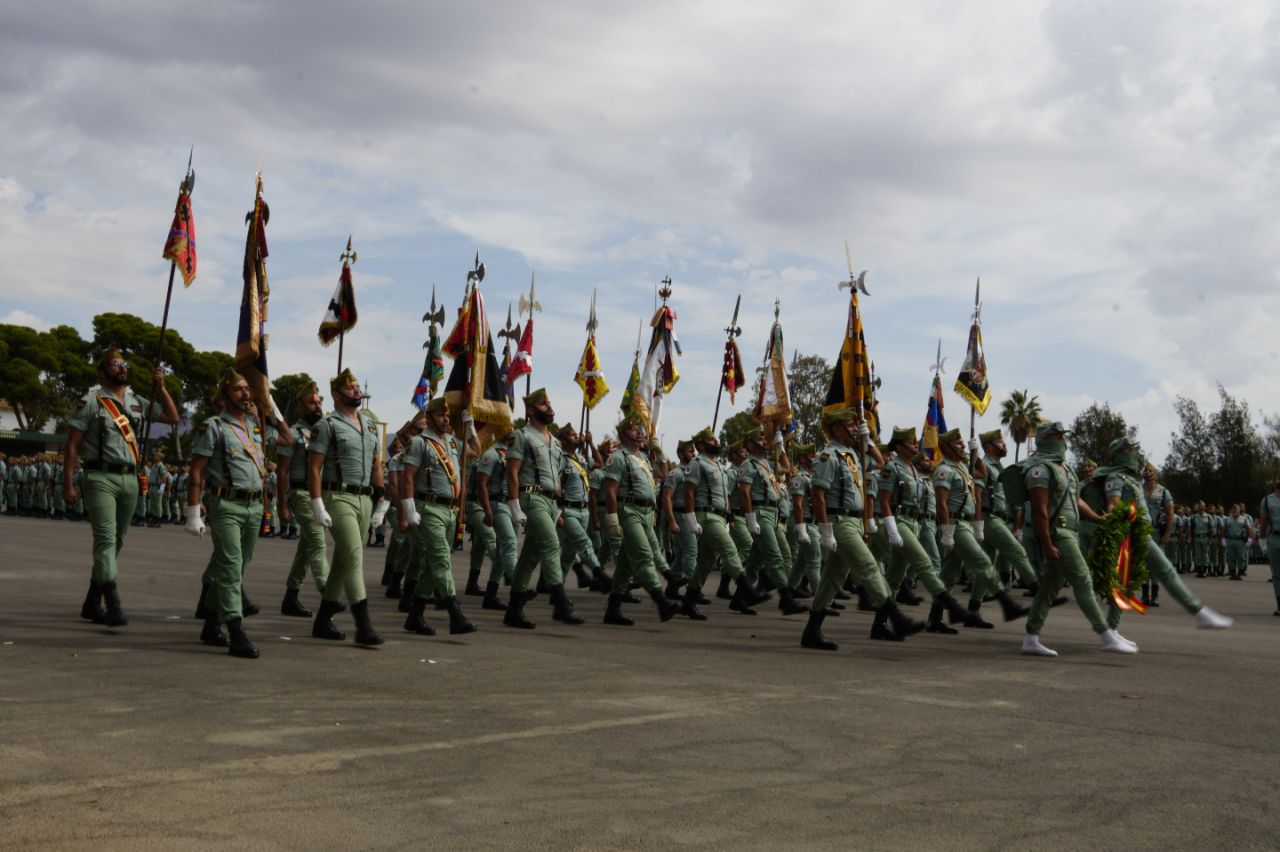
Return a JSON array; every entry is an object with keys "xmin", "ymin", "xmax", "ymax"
[
  {"xmin": 1020, "ymin": 422, "xmax": 1136, "ymax": 656},
  {"xmin": 738, "ymin": 425, "xmax": 808, "ymax": 614},
  {"xmin": 934, "ymin": 428, "xmax": 1028, "ymax": 628},
  {"xmin": 64, "ymin": 348, "xmax": 178, "ymax": 626},
  {"xmin": 1191, "ymin": 501, "xmax": 1212, "ymax": 576},
  {"xmin": 185, "ymin": 369, "xmax": 268, "ymax": 657},
  {"xmin": 274, "ymin": 382, "xmax": 330, "ymax": 618},
  {"xmin": 800, "ymin": 409, "xmax": 925, "ymax": 651},
  {"xmin": 975, "ymin": 429, "xmax": 1048, "ymax": 597},
  {"xmin": 471, "ymin": 425, "xmax": 518, "ymax": 609},
  {"xmin": 146, "ymin": 454, "xmax": 166, "ymax": 527},
  {"xmin": 382, "ymin": 412, "xmax": 425, "ymax": 600},
  {"xmin": 307, "ymin": 369, "xmax": 391, "ymax": 646},
  {"xmin": 661, "ymin": 440, "xmax": 698, "ymax": 596},
  {"xmin": 1142, "ymin": 464, "xmax": 1175, "ymax": 604},
  {"xmin": 786, "ymin": 444, "xmax": 822, "ymax": 597},
  {"xmin": 1224, "ymin": 504, "xmax": 1250, "ymax": 582},
  {"xmin": 1258, "ymin": 479, "xmax": 1280, "ymax": 616},
  {"xmin": 557, "ymin": 424, "xmax": 604, "ymax": 591}
]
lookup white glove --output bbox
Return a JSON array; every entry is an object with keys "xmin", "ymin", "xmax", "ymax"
[
  {"xmin": 461, "ymin": 409, "xmax": 477, "ymax": 439},
  {"xmin": 969, "ymin": 438, "xmax": 980, "ymax": 456},
  {"xmin": 370, "ymin": 499, "xmax": 390, "ymax": 528},
  {"xmin": 857, "ymin": 420, "xmax": 871, "ymax": 441},
  {"xmin": 866, "ymin": 516, "xmax": 878, "ymax": 535},
  {"xmin": 184, "ymin": 505, "xmax": 206, "ymax": 538},
  {"xmin": 1013, "ymin": 527, "xmax": 1023, "ymax": 542},
  {"xmin": 746, "ymin": 511, "xmax": 761, "ymax": 535},
  {"xmin": 973, "ymin": 519, "xmax": 985, "ymax": 542},
  {"xmin": 684, "ymin": 512, "xmax": 703, "ymax": 536},
  {"xmin": 772, "ymin": 431, "xmax": 784, "ymax": 448},
  {"xmin": 507, "ymin": 498, "xmax": 527, "ymax": 525},
  {"xmin": 884, "ymin": 515, "xmax": 903, "ymax": 548},
  {"xmin": 940, "ymin": 523, "xmax": 956, "ymax": 550},
  {"xmin": 400, "ymin": 498, "xmax": 421, "ymax": 527},
  {"xmin": 605, "ymin": 512, "xmax": 622, "ymax": 538},
  {"xmin": 796, "ymin": 524, "xmax": 811, "ymax": 546},
  {"xmin": 819, "ymin": 522, "xmax": 837, "ymax": 554},
  {"xmin": 311, "ymin": 497, "xmax": 333, "ymax": 528}
]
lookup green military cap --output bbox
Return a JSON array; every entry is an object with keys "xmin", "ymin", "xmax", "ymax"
[
  {"xmin": 330, "ymin": 367, "xmax": 358, "ymax": 390},
  {"xmin": 523, "ymin": 387, "xmax": 548, "ymax": 406},
  {"xmin": 1106, "ymin": 436, "xmax": 1139, "ymax": 456},
  {"xmin": 876, "ymin": 443, "xmax": 890, "ymax": 453},
  {"xmin": 939, "ymin": 428, "xmax": 962, "ymax": 444},
  {"xmin": 296, "ymin": 381, "xmax": 320, "ymax": 400},
  {"xmin": 1084, "ymin": 458, "xmax": 1097, "ymax": 467},
  {"xmin": 728, "ymin": 437, "xmax": 746, "ymax": 452},
  {"xmin": 820, "ymin": 408, "xmax": 856, "ymax": 427},
  {"xmin": 793, "ymin": 443, "xmax": 816, "ymax": 456},
  {"xmin": 888, "ymin": 426, "xmax": 917, "ymax": 448},
  {"xmin": 617, "ymin": 410, "xmax": 645, "ymax": 432},
  {"xmin": 676, "ymin": 438, "xmax": 693, "ymax": 451},
  {"xmin": 979, "ymin": 429, "xmax": 1003, "ymax": 444},
  {"xmin": 219, "ymin": 367, "xmax": 247, "ymax": 389},
  {"xmin": 96, "ymin": 347, "xmax": 126, "ymax": 371},
  {"xmin": 556, "ymin": 422, "xmax": 577, "ymax": 438},
  {"xmin": 1034, "ymin": 421, "xmax": 1069, "ymax": 440},
  {"xmin": 738, "ymin": 423, "xmax": 763, "ymax": 441},
  {"xmin": 692, "ymin": 426, "xmax": 715, "ymax": 444},
  {"xmin": 424, "ymin": 397, "xmax": 448, "ymax": 414}
]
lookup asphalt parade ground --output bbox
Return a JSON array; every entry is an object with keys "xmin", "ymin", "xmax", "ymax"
[{"xmin": 1, "ymin": 516, "xmax": 1277, "ymax": 850}]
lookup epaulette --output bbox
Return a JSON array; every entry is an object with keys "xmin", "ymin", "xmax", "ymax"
[
  {"xmin": 196, "ymin": 422, "xmax": 210, "ymax": 434},
  {"xmin": 817, "ymin": 452, "xmax": 831, "ymax": 461}
]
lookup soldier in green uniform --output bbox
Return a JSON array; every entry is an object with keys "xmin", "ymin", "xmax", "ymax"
[
  {"xmin": 145, "ymin": 454, "xmax": 165, "ymax": 527},
  {"xmin": 1095, "ymin": 437, "xmax": 1231, "ymax": 634},
  {"xmin": 381, "ymin": 415, "xmax": 421, "ymax": 599},
  {"xmin": 1020, "ymin": 422, "xmax": 1136, "ymax": 656},
  {"xmin": 724, "ymin": 440, "xmax": 755, "ymax": 591},
  {"xmin": 398, "ymin": 396, "xmax": 478, "ymax": 636},
  {"xmin": 1224, "ymin": 504, "xmax": 1250, "ymax": 581},
  {"xmin": 600, "ymin": 412, "xmax": 681, "ymax": 625},
  {"xmin": 661, "ymin": 440, "xmax": 698, "ymax": 595},
  {"xmin": 588, "ymin": 448, "xmax": 614, "ymax": 583},
  {"xmin": 304, "ymin": 369, "xmax": 390, "ymax": 646},
  {"xmin": 934, "ymin": 429, "xmax": 1028, "ymax": 628},
  {"xmin": 1142, "ymin": 465, "xmax": 1175, "ymax": 604},
  {"xmin": 503, "ymin": 389, "xmax": 582, "ymax": 628},
  {"xmin": 875, "ymin": 427, "xmax": 969, "ymax": 637},
  {"xmin": 274, "ymin": 382, "xmax": 329, "ymax": 618},
  {"xmin": 557, "ymin": 424, "xmax": 604, "ymax": 591},
  {"xmin": 472, "ymin": 426, "xmax": 518, "ymax": 608},
  {"xmin": 1190, "ymin": 501, "xmax": 1212, "ymax": 576},
  {"xmin": 186, "ymin": 369, "xmax": 270, "ymax": 657},
  {"xmin": 1258, "ymin": 480, "xmax": 1280, "ymax": 615},
  {"xmin": 800, "ymin": 409, "xmax": 925, "ymax": 651},
  {"xmin": 3, "ymin": 454, "xmax": 16, "ymax": 515},
  {"xmin": 738, "ymin": 425, "xmax": 808, "ymax": 614},
  {"xmin": 678, "ymin": 427, "xmax": 771, "ymax": 619},
  {"xmin": 786, "ymin": 444, "xmax": 822, "ymax": 597},
  {"xmin": 915, "ymin": 454, "xmax": 943, "ymax": 572},
  {"xmin": 64, "ymin": 349, "xmax": 178, "ymax": 626},
  {"xmin": 51, "ymin": 457, "xmax": 67, "ymax": 519},
  {"xmin": 975, "ymin": 429, "xmax": 1048, "ymax": 596}
]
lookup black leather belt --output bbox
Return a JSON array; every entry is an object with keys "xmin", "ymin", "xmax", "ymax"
[
  {"xmin": 698, "ymin": 507, "xmax": 727, "ymax": 518},
  {"xmin": 323, "ymin": 482, "xmax": 373, "ymax": 496},
  {"xmin": 559, "ymin": 499, "xmax": 588, "ymax": 509},
  {"xmin": 520, "ymin": 485, "xmax": 556, "ymax": 497},
  {"xmin": 622, "ymin": 497, "xmax": 655, "ymax": 508},
  {"xmin": 894, "ymin": 507, "xmax": 920, "ymax": 520},
  {"xmin": 84, "ymin": 460, "xmax": 137, "ymax": 475},
  {"xmin": 415, "ymin": 491, "xmax": 456, "ymax": 506},
  {"xmin": 825, "ymin": 508, "xmax": 859, "ymax": 517},
  {"xmin": 754, "ymin": 498, "xmax": 779, "ymax": 508},
  {"xmin": 210, "ymin": 486, "xmax": 262, "ymax": 502}
]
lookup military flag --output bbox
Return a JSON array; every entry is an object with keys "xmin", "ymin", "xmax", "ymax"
[
  {"xmin": 318, "ymin": 239, "xmax": 358, "ymax": 346},
  {"xmin": 507, "ymin": 317, "xmax": 533, "ymax": 383},
  {"xmin": 822, "ymin": 269, "xmax": 878, "ymax": 439},
  {"xmin": 753, "ymin": 307, "xmax": 792, "ymax": 435},
  {"xmin": 574, "ymin": 336, "xmax": 609, "ymax": 410},
  {"xmin": 411, "ymin": 323, "xmax": 445, "ymax": 410},
  {"xmin": 161, "ymin": 177, "xmax": 197, "ymax": 287},
  {"xmin": 954, "ymin": 279, "xmax": 991, "ymax": 415},
  {"xmin": 721, "ymin": 339, "xmax": 745, "ymax": 404},
  {"xmin": 235, "ymin": 171, "xmax": 283, "ymax": 424},
  {"xmin": 442, "ymin": 278, "xmax": 512, "ymax": 448},
  {"xmin": 632, "ymin": 278, "xmax": 681, "ymax": 437},
  {"xmin": 921, "ymin": 372, "xmax": 948, "ymax": 465}
]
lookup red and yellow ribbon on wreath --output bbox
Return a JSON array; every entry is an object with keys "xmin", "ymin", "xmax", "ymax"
[{"xmin": 1111, "ymin": 502, "xmax": 1148, "ymax": 614}]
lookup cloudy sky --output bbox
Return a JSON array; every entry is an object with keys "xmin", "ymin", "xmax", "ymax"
[{"xmin": 3, "ymin": 0, "xmax": 1277, "ymax": 460}]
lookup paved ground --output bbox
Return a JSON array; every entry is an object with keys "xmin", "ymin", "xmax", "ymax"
[{"xmin": 1, "ymin": 515, "xmax": 1277, "ymax": 850}]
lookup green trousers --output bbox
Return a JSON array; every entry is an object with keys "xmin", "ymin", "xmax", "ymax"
[
  {"xmin": 147, "ymin": 489, "xmax": 164, "ymax": 519},
  {"xmin": 410, "ymin": 499, "xmax": 457, "ymax": 599},
  {"xmin": 670, "ymin": 514, "xmax": 698, "ymax": 579},
  {"xmin": 322, "ymin": 492, "xmax": 371, "ymax": 604},
  {"xmin": 691, "ymin": 511, "xmax": 744, "ymax": 590},
  {"xmin": 919, "ymin": 518, "xmax": 941, "ymax": 574},
  {"xmin": 82, "ymin": 470, "xmax": 139, "ymax": 585},
  {"xmin": 878, "ymin": 516, "xmax": 945, "ymax": 597},
  {"xmin": 983, "ymin": 516, "xmax": 1039, "ymax": 586},
  {"xmin": 468, "ymin": 500, "xmax": 497, "ymax": 575},
  {"xmin": 811, "ymin": 516, "xmax": 891, "ymax": 612},
  {"xmin": 746, "ymin": 506, "xmax": 790, "ymax": 588},
  {"xmin": 787, "ymin": 521, "xmax": 822, "ymax": 591},
  {"xmin": 1026, "ymin": 528, "xmax": 1107, "ymax": 636},
  {"xmin": 34, "ymin": 482, "xmax": 48, "ymax": 512},
  {"xmin": 609, "ymin": 503, "xmax": 665, "ymax": 593},
  {"xmin": 207, "ymin": 494, "xmax": 263, "ymax": 622},
  {"xmin": 730, "ymin": 517, "xmax": 753, "ymax": 577},
  {"xmin": 776, "ymin": 520, "xmax": 793, "ymax": 581},
  {"xmin": 513, "ymin": 491, "xmax": 563, "ymax": 592},
  {"xmin": 286, "ymin": 489, "xmax": 329, "ymax": 592},
  {"xmin": 1267, "ymin": 534, "xmax": 1280, "ymax": 599},
  {"xmin": 1225, "ymin": 539, "xmax": 1248, "ymax": 577},
  {"xmin": 940, "ymin": 519, "xmax": 1003, "ymax": 605},
  {"xmin": 559, "ymin": 505, "xmax": 601, "ymax": 572},
  {"xmin": 1193, "ymin": 536, "xmax": 1210, "ymax": 567},
  {"xmin": 1106, "ymin": 533, "xmax": 1201, "ymax": 629}
]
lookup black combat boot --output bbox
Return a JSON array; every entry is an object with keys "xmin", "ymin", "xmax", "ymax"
[
  {"xmin": 963, "ymin": 601, "xmax": 994, "ymax": 629},
  {"xmin": 571, "ymin": 563, "xmax": 593, "ymax": 589},
  {"xmin": 938, "ymin": 591, "xmax": 968, "ymax": 625},
  {"xmin": 715, "ymin": 574, "xmax": 734, "ymax": 600},
  {"xmin": 385, "ymin": 571, "xmax": 404, "ymax": 599},
  {"xmin": 464, "ymin": 568, "xmax": 484, "ymax": 596},
  {"xmin": 777, "ymin": 586, "xmax": 809, "ymax": 615},
  {"xmin": 80, "ymin": 582, "xmax": 105, "ymax": 623},
  {"xmin": 482, "ymin": 581, "xmax": 508, "ymax": 611},
  {"xmin": 200, "ymin": 616, "xmax": 228, "ymax": 647},
  {"xmin": 100, "ymin": 582, "xmax": 128, "ymax": 627},
  {"xmin": 896, "ymin": 582, "xmax": 923, "ymax": 606},
  {"xmin": 729, "ymin": 577, "xmax": 766, "ymax": 615},
  {"xmin": 398, "ymin": 577, "xmax": 417, "ymax": 613},
  {"xmin": 856, "ymin": 586, "xmax": 876, "ymax": 612},
  {"xmin": 869, "ymin": 607, "xmax": 903, "ymax": 641},
  {"xmin": 351, "ymin": 599, "xmax": 383, "ymax": 646},
  {"xmin": 312, "ymin": 598, "xmax": 347, "ymax": 640},
  {"xmin": 503, "ymin": 594, "xmax": 536, "ymax": 629},
  {"xmin": 883, "ymin": 600, "xmax": 926, "ymax": 638},
  {"xmin": 549, "ymin": 584, "xmax": 584, "ymax": 625},
  {"xmin": 801, "ymin": 610, "xmax": 838, "ymax": 651},
  {"xmin": 603, "ymin": 593, "xmax": 635, "ymax": 626},
  {"xmin": 996, "ymin": 590, "xmax": 1030, "ymax": 622},
  {"xmin": 925, "ymin": 603, "xmax": 959, "ymax": 635},
  {"xmin": 280, "ymin": 587, "xmax": 312, "ymax": 618},
  {"xmin": 590, "ymin": 566, "xmax": 613, "ymax": 594},
  {"xmin": 194, "ymin": 581, "xmax": 212, "ymax": 619},
  {"xmin": 647, "ymin": 586, "xmax": 679, "ymax": 622},
  {"xmin": 680, "ymin": 586, "xmax": 708, "ymax": 621},
  {"xmin": 240, "ymin": 590, "xmax": 260, "ymax": 617},
  {"xmin": 225, "ymin": 618, "xmax": 260, "ymax": 658},
  {"xmin": 404, "ymin": 597, "xmax": 437, "ymax": 636},
  {"xmin": 445, "ymin": 596, "xmax": 478, "ymax": 634}
]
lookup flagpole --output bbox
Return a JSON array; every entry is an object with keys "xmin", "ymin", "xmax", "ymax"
[
  {"xmin": 140, "ymin": 154, "xmax": 194, "ymax": 463},
  {"xmin": 711, "ymin": 294, "xmax": 742, "ymax": 433},
  {"xmin": 455, "ymin": 252, "xmax": 484, "ymax": 547},
  {"xmin": 968, "ymin": 278, "xmax": 980, "ymax": 472}
]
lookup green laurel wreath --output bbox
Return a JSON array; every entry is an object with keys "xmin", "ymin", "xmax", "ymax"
[{"xmin": 1087, "ymin": 499, "xmax": 1153, "ymax": 599}]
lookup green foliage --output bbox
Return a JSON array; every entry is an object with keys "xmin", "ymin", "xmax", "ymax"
[
  {"xmin": 1087, "ymin": 500, "xmax": 1153, "ymax": 601},
  {"xmin": 272, "ymin": 373, "xmax": 319, "ymax": 423},
  {"xmin": 1068, "ymin": 403, "xmax": 1137, "ymax": 474},
  {"xmin": 0, "ymin": 322, "xmax": 92, "ymax": 431},
  {"xmin": 719, "ymin": 411, "xmax": 757, "ymax": 449},
  {"xmin": 786, "ymin": 352, "xmax": 830, "ymax": 449},
  {"xmin": 1163, "ymin": 387, "xmax": 1274, "ymax": 509},
  {"xmin": 999, "ymin": 389, "xmax": 1041, "ymax": 462}
]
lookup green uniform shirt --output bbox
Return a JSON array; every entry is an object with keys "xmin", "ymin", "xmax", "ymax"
[
  {"xmin": 933, "ymin": 458, "xmax": 976, "ymax": 519},
  {"xmin": 788, "ymin": 469, "xmax": 813, "ymax": 521},
  {"xmin": 1104, "ymin": 472, "xmax": 1149, "ymax": 522},
  {"xmin": 477, "ymin": 444, "xmax": 510, "ymax": 500},
  {"xmin": 918, "ymin": 470, "xmax": 937, "ymax": 519},
  {"xmin": 561, "ymin": 454, "xmax": 592, "ymax": 503},
  {"xmin": 725, "ymin": 462, "xmax": 744, "ymax": 512},
  {"xmin": 277, "ymin": 418, "xmax": 321, "ymax": 487},
  {"xmin": 739, "ymin": 455, "xmax": 782, "ymax": 505},
  {"xmin": 403, "ymin": 428, "xmax": 462, "ymax": 498},
  {"xmin": 1024, "ymin": 457, "xmax": 1078, "ymax": 530},
  {"xmin": 507, "ymin": 426, "xmax": 562, "ymax": 493},
  {"xmin": 978, "ymin": 454, "xmax": 1008, "ymax": 516},
  {"xmin": 685, "ymin": 455, "xmax": 731, "ymax": 513},
  {"xmin": 190, "ymin": 411, "xmax": 267, "ymax": 491},
  {"xmin": 1192, "ymin": 512, "xmax": 1212, "ymax": 536},
  {"xmin": 1223, "ymin": 516, "xmax": 1249, "ymax": 540},
  {"xmin": 878, "ymin": 455, "xmax": 921, "ymax": 514},
  {"xmin": 811, "ymin": 441, "xmax": 863, "ymax": 514},
  {"xmin": 310, "ymin": 410, "xmax": 380, "ymax": 487},
  {"xmin": 603, "ymin": 445, "xmax": 656, "ymax": 502},
  {"xmin": 1144, "ymin": 483, "xmax": 1173, "ymax": 532},
  {"xmin": 590, "ymin": 467, "xmax": 608, "ymax": 508},
  {"xmin": 67, "ymin": 387, "xmax": 160, "ymax": 465},
  {"xmin": 1259, "ymin": 494, "xmax": 1280, "ymax": 534}
]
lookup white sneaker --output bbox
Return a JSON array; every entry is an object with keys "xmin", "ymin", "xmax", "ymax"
[
  {"xmin": 1113, "ymin": 630, "xmax": 1138, "ymax": 651},
  {"xmin": 1100, "ymin": 629, "xmax": 1138, "ymax": 654},
  {"xmin": 1195, "ymin": 606, "xmax": 1233, "ymax": 629},
  {"xmin": 1021, "ymin": 634, "xmax": 1058, "ymax": 657}
]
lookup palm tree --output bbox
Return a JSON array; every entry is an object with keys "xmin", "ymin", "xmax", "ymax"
[{"xmin": 1000, "ymin": 390, "xmax": 1042, "ymax": 461}]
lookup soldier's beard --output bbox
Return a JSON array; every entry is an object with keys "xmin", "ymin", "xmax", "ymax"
[
  {"xmin": 303, "ymin": 410, "xmax": 323, "ymax": 425},
  {"xmin": 532, "ymin": 409, "xmax": 555, "ymax": 425},
  {"xmin": 335, "ymin": 390, "xmax": 361, "ymax": 408}
]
